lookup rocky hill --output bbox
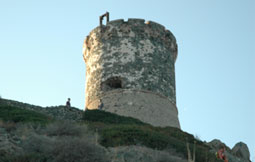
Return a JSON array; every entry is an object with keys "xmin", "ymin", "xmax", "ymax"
[{"xmin": 0, "ymin": 98, "xmax": 251, "ymax": 162}]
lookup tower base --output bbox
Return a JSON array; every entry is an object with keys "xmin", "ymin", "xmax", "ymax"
[{"xmin": 86, "ymin": 89, "xmax": 180, "ymax": 128}]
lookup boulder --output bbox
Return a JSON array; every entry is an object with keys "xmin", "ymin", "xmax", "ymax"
[{"xmin": 232, "ymin": 142, "xmax": 250, "ymax": 161}]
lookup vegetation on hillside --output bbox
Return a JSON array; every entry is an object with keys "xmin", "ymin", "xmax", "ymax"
[
  {"xmin": 0, "ymin": 102, "xmax": 223, "ymax": 162},
  {"xmin": 82, "ymin": 110, "xmax": 222, "ymax": 162},
  {"xmin": 0, "ymin": 120, "xmax": 108, "ymax": 162},
  {"xmin": 0, "ymin": 105, "xmax": 52, "ymax": 124}
]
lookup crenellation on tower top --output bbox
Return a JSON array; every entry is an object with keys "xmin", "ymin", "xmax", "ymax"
[
  {"xmin": 84, "ymin": 19, "xmax": 178, "ymax": 62},
  {"xmin": 107, "ymin": 19, "xmax": 124, "ymax": 26},
  {"xmin": 127, "ymin": 18, "xmax": 145, "ymax": 24}
]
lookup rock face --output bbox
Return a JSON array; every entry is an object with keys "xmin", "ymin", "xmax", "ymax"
[
  {"xmin": 232, "ymin": 142, "xmax": 250, "ymax": 161},
  {"xmin": 83, "ymin": 18, "xmax": 180, "ymax": 128}
]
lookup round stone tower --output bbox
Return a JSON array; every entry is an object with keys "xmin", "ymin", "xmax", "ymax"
[{"xmin": 83, "ymin": 18, "xmax": 180, "ymax": 128}]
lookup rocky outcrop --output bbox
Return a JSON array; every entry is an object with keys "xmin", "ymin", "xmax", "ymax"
[
  {"xmin": 232, "ymin": 142, "xmax": 250, "ymax": 162},
  {"xmin": 43, "ymin": 106, "xmax": 83, "ymax": 121},
  {"xmin": 208, "ymin": 139, "xmax": 251, "ymax": 162}
]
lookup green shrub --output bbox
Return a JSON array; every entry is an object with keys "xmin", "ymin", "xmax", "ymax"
[
  {"xmin": 9, "ymin": 153, "xmax": 50, "ymax": 162},
  {"xmin": 0, "ymin": 106, "xmax": 51, "ymax": 124},
  {"xmin": 100, "ymin": 125, "xmax": 184, "ymax": 150}
]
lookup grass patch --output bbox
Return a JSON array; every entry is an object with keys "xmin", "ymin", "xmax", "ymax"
[
  {"xmin": 99, "ymin": 125, "xmax": 221, "ymax": 162},
  {"xmin": 83, "ymin": 109, "xmax": 145, "ymax": 125},
  {"xmin": 0, "ymin": 106, "xmax": 52, "ymax": 124},
  {"xmin": 100, "ymin": 125, "xmax": 171, "ymax": 149}
]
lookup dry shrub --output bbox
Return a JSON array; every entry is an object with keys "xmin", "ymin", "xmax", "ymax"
[
  {"xmin": 44, "ymin": 120, "xmax": 87, "ymax": 137},
  {"xmin": 21, "ymin": 133, "xmax": 54, "ymax": 155},
  {"xmin": 18, "ymin": 122, "xmax": 107, "ymax": 162},
  {"xmin": 156, "ymin": 153, "xmax": 187, "ymax": 162},
  {"xmin": 53, "ymin": 136, "xmax": 109, "ymax": 162},
  {"xmin": 20, "ymin": 135, "xmax": 108, "ymax": 162},
  {"xmin": 0, "ymin": 120, "xmax": 16, "ymax": 132},
  {"xmin": 14, "ymin": 123, "xmax": 44, "ymax": 142}
]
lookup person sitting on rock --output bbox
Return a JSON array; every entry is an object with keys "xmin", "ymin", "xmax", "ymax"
[
  {"xmin": 217, "ymin": 145, "xmax": 228, "ymax": 162},
  {"xmin": 66, "ymin": 98, "xmax": 71, "ymax": 108}
]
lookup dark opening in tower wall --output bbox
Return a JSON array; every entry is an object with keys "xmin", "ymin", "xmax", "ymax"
[{"xmin": 101, "ymin": 77, "xmax": 123, "ymax": 91}]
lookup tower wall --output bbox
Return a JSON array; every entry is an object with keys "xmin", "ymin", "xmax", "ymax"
[{"xmin": 83, "ymin": 19, "xmax": 180, "ymax": 128}]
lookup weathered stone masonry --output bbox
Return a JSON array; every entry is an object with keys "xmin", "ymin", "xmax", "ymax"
[{"xmin": 83, "ymin": 18, "xmax": 180, "ymax": 128}]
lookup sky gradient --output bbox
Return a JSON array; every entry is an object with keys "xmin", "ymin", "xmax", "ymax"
[{"xmin": 0, "ymin": 0, "xmax": 254, "ymax": 160}]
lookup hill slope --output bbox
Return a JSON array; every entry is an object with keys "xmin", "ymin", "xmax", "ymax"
[{"xmin": 0, "ymin": 98, "xmax": 251, "ymax": 162}]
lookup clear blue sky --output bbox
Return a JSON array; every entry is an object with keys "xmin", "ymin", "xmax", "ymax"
[{"xmin": 0, "ymin": 0, "xmax": 254, "ymax": 160}]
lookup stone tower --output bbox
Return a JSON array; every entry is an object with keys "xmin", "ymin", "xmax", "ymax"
[{"xmin": 83, "ymin": 18, "xmax": 180, "ymax": 128}]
